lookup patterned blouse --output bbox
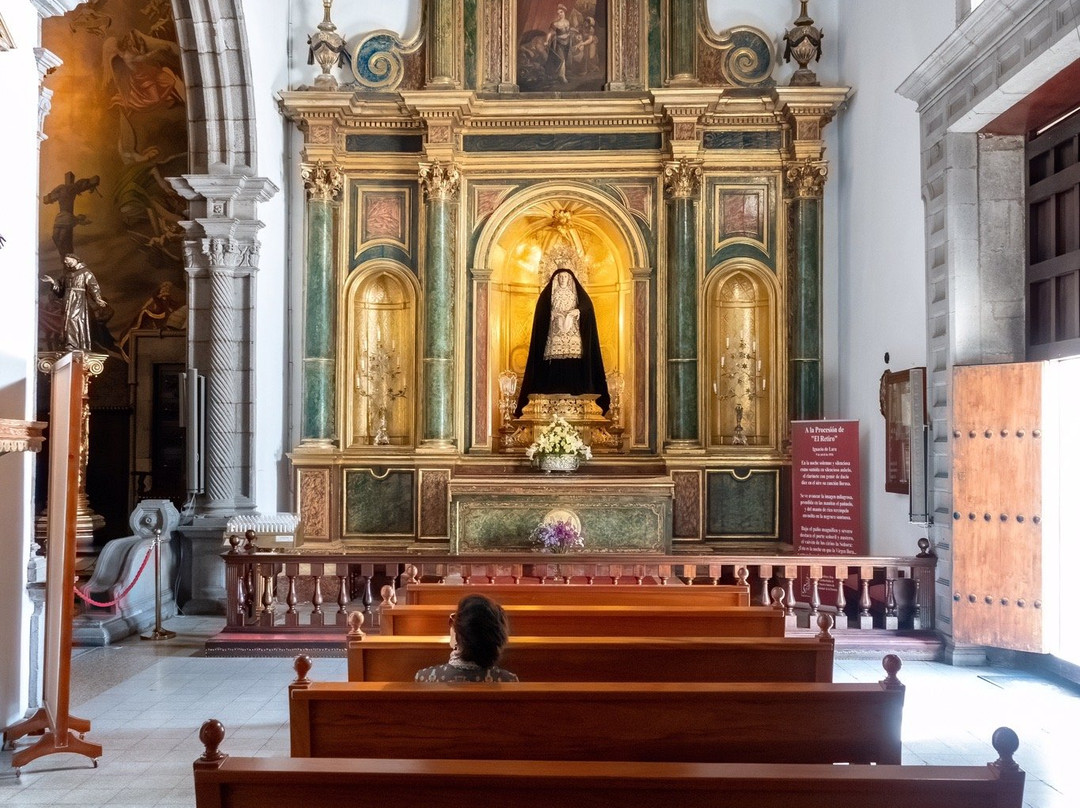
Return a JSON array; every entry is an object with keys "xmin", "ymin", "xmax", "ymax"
[{"xmin": 414, "ymin": 650, "xmax": 519, "ymax": 682}]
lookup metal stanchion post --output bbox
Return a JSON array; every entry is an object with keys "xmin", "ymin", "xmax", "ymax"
[{"xmin": 141, "ymin": 527, "xmax": 176, "ymax": 641}]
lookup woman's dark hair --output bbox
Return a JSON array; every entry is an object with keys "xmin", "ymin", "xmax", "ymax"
[{"xmin": 454, "ymin": 594, "xmax": 510, "ymax": 668}]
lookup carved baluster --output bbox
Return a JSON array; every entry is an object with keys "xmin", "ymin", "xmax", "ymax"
[
  {"xmin": 486, "ymin": 565, "xmax": 496, "ymax": 584},
  {"xmin": 585, "ymin": 564, "xmax": 595, "ymax": 585},
  {"xmin": 709, "ymin": 564, "xmax": 722, "ymax": 586},
  {"xmin": 808, "ymin": 564, "xmax": 822, "ymax": 620},
  {"xmin": 284, "ymin": 562, "xmax": 299, "ymax": 628},
  {"xmin": 634, "ymin": 565, "xmax": 644, "ymax": 585},
  {"xmin": 511, "ymin": 564, "xmax": 522, "ymax": 585},
  {"xmin": 834, "ymin": 565, "xmax": 849, "ymax": 629},
  {"xmin": 336, "ymin": 564, "xmax": 349, "ymax": 626},
  {"xmin": 360, "ymin": 567, "xmax": 374, "ymax": 618},
  {"xmin": 658, "ymin": 564, "xmax": 671, "ymax": 586},
  {"xmin": 759, "ymin": 565, "xmax": 773, "ymax": 605},
  {"xmin": 912, "ymin": 576, "xmax": 922, "ymax": 630},
  {"xmin": 231, "ymin": 563, "xmax": 247, "ymax": 627},
  {"xmin": 259, "ymin": 565, "xmax": 275, "ymax": 627},
  {"xmin": 783, "ymin": 565, "xmax": 798, "ymax": 629},
  {"xmin": 462, "ymin": 564, "xmax": 472, "ymax": 585},
  {"xmin": 884, "ymin": 565, "xmax": 899, "ymax": 630},
  {"xmin": 244, "ymin": 563, "xmax": 256, "ymax": 620},
  {"xmin": 858, "ymin": 565, "xmax": 874, "ymax": 629},
  {"xmin": 610, "ymin": 565, "xmax": 622, "ymax": 586},
  {"xmin": 310, "ymin": 564, "xmax": 325, "ymax": 627}
]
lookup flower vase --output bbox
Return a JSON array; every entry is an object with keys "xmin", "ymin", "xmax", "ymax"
[{"xmin": 538, "ymin": 454, "xmax": 580, "ymax": 473}]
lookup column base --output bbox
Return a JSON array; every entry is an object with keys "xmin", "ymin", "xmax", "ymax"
[{"xmin": 419, "ymin": 439, "xmax": 458, "ymax": 453}]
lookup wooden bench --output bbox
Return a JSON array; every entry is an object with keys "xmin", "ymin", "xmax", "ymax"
[
  {"xmin": 345, "ymin": 615, "xmax": 835, "ymax": 683},
  {"xmin": 381, "ymin": 603, "xmax": 785, "ymax": 637},
  {"xmin": 401, "ymin": 581, "xmax": 751, "ymax": 607},
  {"xmin": 194, "ymin": 721, "xmax": 1026, "ymax": 808},
  {"xmin": 292, "ymin": 655, "xmax": 903, "ymax": 764}
]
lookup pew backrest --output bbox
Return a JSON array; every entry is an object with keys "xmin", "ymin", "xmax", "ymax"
[
  {"xmin": 381, "ymin": 604, "xmax": 785, "ymax": 637},
  {"xmin": 345, "ymin": 634, "xmax": 833, "ymax": 683},
  {"xmin": 289, "ymin": 679, "xmax": 904, "ymax": 764},
  {"xmin": 401, "ymin": 582, "xmax": 751, "ymax": 607},
  {"xmin": 195, "ymin": 727, "xmax": 1025, "ymax": 808}
]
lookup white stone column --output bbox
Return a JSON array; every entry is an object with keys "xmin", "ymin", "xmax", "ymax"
[{"xmin": 170, "ymin": 173, "xmax": 278, "ymax": 516}]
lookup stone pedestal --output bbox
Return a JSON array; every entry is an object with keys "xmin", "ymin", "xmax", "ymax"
[{"xmin": 174, "ymin": 515, "xmax": 229, "ymax": 615}]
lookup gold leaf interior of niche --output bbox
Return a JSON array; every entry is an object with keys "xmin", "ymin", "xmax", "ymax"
[{"xmin": 486, "ymin": 197, "xmax": 634, "ymax": 441}]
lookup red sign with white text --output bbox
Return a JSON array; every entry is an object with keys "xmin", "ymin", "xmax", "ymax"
[{"xmin": 792, "ymin": 420, "xmax": 865, "ymax": 556}]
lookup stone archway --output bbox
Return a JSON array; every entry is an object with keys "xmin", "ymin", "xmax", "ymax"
[{"xmin": 167, "ymin": 0, "xmax": 277, "ymax": 516}]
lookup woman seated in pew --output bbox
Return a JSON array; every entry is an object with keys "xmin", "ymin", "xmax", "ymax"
[{"xmin": 415, "ymin": 594, "xmax": 519, "ymax": 682}]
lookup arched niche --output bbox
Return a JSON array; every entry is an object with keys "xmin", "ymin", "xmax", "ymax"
[
  {"xmin": 342, "ymin": 262, "xmax": 419, "ymax": 449},
  {"xmin": 704, "ymin": 261, "xmax": 780, "ymax": 450},
  {"xmin": 471, "ymin": 183, "xmax": 650, "ymax": 452}
]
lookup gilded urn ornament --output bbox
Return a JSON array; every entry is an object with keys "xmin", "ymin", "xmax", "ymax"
[{"xmin": 783, "ymin": 1, "xmax": 823, "ymax": 87}]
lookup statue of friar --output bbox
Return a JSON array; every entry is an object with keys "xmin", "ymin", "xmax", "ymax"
[
  {"xmin": 515, "ymin": 267, "xmax": 610, "ymax": 417},
  {"xmin": 41, "ymin": 253, "xmax": 109, "ymax": 353}
]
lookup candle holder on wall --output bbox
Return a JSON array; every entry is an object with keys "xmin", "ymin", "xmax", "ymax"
[
  {"xmin": 356, "ymin": 337, "xmax": 406, "ymax": 445},
  {"xmin": 714, "ymin": 337, "xmax": 766, "ymax": 446}
]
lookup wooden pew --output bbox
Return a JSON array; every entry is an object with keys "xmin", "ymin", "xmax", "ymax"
[
  {"xmin": 194, "ymin": 721, "xmax": 1026, "ymax": 808},
  {"xmin": 344, "ymin": 615, "xmax": 835, "ymax": 683},
  {"xmin": 401, "ymin": 582, "xmax": 751, "ymax": 607},
  {"xmin": 291, "ymin": 655, "xmax": 904, "ymax": 764},
  {"xmin": 381, "ymin": 603, "xmax": 785, "ymax": 638}
]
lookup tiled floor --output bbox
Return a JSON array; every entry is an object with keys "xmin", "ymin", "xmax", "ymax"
[{"xmin": 0, "ymin": 616, "xmax": 1076, "ymax": 807}]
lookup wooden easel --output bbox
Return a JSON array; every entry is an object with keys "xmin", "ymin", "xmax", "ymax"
[{"xmin": 3, "ymin": 353, "xmax": 102, "ymax": 773}]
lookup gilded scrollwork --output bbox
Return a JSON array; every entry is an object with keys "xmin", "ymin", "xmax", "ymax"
[
  {"xmin": 785, "ymin": 158, "xmax": 828, "ymax": 199},
  {"xmin": 419, "ymin": 160, "xmax": 461, "ymax": 202},
  {"xmin": 663, "ymin": 159, "xmax": 703, "ymax": 200},
  {"xmin": 301, "ymin": 160, "xmax": 344, "ymax": 203}
]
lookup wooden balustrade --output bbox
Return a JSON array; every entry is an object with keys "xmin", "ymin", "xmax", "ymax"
[{"xmin": 217, "ymin": 535, "xmax": 936, "ymax": 639}]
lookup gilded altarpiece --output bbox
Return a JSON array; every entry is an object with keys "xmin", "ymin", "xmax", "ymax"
[{"xmin": 282, "ymin": 0, "xmax": 848, "ymax": 552}]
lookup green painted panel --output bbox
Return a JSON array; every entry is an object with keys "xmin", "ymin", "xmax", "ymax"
[
  {"xmin": 344, "ymin": 469, "xmax": 416, "ymax": 536},
  {"xmin": 454, "ymin": 497, "xmax": 669, "ymax": 554},
  {"xmin": 706, "ymin": 469, "xmax": 779, "ymax": 538}
]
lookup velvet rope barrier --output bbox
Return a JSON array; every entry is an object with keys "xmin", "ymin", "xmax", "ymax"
[{"xmin": 72, "ymin": 544, "xmax": 155, "ymax": 608}]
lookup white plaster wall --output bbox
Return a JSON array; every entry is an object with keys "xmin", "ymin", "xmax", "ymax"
[
  {"xmin": 835, "ymin": 0, "xmax": 954, "ymax": 554},
  {"xmin": 0, "ymin": 0, "xmax": 44, "ymax": 726},
  {"xmin": 243, "ymin": 0, "xmax": 292, "ymax": 511}
]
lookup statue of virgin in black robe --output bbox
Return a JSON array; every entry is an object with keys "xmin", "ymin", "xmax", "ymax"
[{"xmin": 515, "ymin": 268, "xmax": 610, "ymax": 417}]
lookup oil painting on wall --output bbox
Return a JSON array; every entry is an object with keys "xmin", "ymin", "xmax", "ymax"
[
  {"xmin": 517, "ymin": 0, "xmax": 607, "ymax": 92},
  {"xmin": 38, "ymin": 0, "xmax": 188, "ymax": 360}
]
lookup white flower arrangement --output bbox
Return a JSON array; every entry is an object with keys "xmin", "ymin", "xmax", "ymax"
[{"xmin": 525, "ymin": 415, "xmax": 593, "ymax": 461}]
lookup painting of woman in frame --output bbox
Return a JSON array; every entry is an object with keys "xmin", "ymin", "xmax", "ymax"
[{"xmin": 517, "ymin": 0, "xmax": 607, "ymax": 92}]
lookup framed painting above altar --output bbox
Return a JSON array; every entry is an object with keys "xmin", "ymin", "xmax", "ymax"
[{"xmin": 517, "ymin": 0, "xmax": 608, "ymax": 92}]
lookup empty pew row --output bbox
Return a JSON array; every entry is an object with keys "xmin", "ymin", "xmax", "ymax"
[
  {"xmin": 344, "ymin": 614, "xmax": 836, "ymax": 683},
  {"xmin": 398, "ymin": 581, "xmax": 751, "ymax": 607},
  {"xmin": 194, "ymin": 721, "xmax": 1025, "ymax": 808},
  {"xmin": 292, "ymin": 655, "xmax": 904, "ymax": 765},
  {"xmin": 380, "ymin": 604, "xmax": 785, "ymax": 638}
]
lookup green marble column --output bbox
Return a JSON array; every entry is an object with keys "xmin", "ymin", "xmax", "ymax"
[
  {"xmin": 787, "ymin": 161, "xmax": 827, "ymax": 422},
  {"xmin": 420, "ymin": 161, "xmax": 460, "ymax": 447},
  {"xmin": 664, "ymin": 160, "xmax": 702, "ymax": 445},
  {"xmin": 301, "ymin": 162, "xmax": 343, "ymax": 445},
  {"xmin": 668, "ymin": 0, "xmax": 698, "ymax": 84}
]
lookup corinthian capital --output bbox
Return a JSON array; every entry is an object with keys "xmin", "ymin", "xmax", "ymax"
[
  {"xmin": 419, "ymin": 159, "xmax": 461, "ymax": 202},
  {"xmin": 786, "ymin": 158, "xmax": 828, "ymax": 199},
  {"xmin": 663, "ymin": 159, "xmax": 702, "ymax": 200},
  {"xmin": 301, "ymin": 160, "xmax": 344, "ymax": 203}
]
